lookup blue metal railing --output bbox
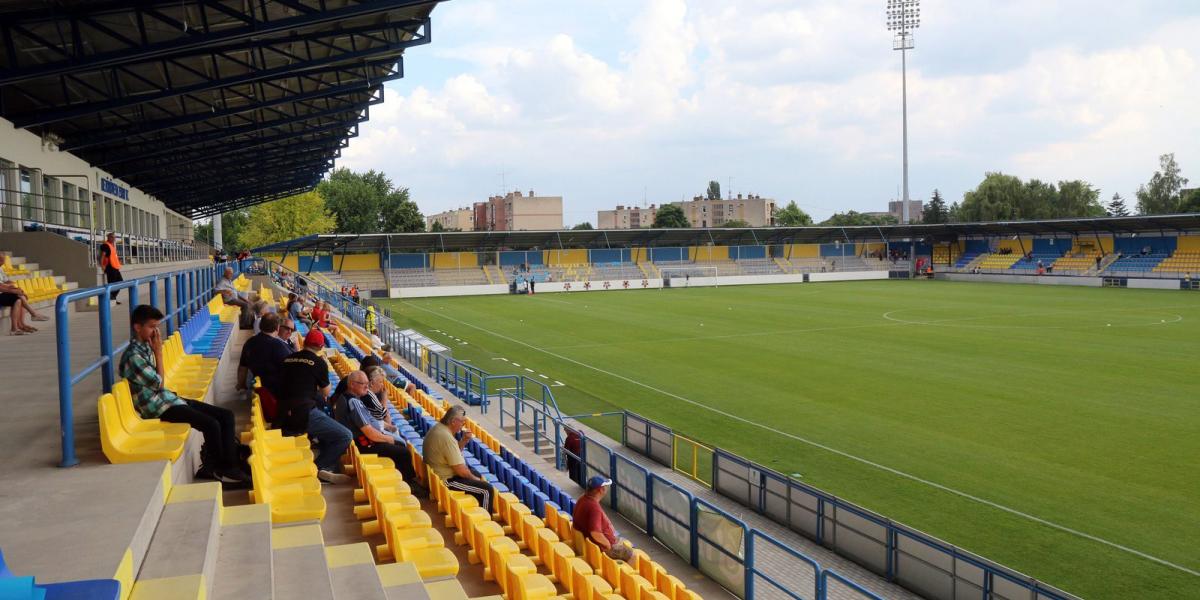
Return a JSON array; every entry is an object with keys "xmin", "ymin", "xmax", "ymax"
[{"xmin": 55, "ymin": 260, "xmax": 237, "ymax": 467}]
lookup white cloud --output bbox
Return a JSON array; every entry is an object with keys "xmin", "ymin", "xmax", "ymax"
[{"xmin": 340, "ymin": 0, "xmax": 1200, "ymax": 221}]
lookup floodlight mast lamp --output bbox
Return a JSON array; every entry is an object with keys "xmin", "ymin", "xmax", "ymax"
[{"xmin": 887, "ymin": 0, "xmax": 920, "ymax": 224}]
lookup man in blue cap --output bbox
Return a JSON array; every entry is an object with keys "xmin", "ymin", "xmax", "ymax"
[{"xmin": 573, "ymin": 476, "xmax": 633, "ymax": 561}]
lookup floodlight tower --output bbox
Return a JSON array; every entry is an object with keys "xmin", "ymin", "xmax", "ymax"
[{"xmin": 887, "ymin": 0, "xmax": 920, "ymax": 224}]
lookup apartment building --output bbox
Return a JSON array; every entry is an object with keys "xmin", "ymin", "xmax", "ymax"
[
  {"xmin": 677, "ymin": 194, "xmax": 776, "ymax": 228},
  {"xmin": 426, "ymin": 207, "xmax": 474, "ymax": 231},
  {"xmin": 597, "ymin": 204, "xmax": 659, "ymax": 229},
  {"xmin": 472, "ymin": 190, "xmax": 563, "ymax": 231}
]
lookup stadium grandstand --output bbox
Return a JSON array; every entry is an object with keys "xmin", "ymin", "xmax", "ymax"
[
  {"xmin": 1, "ymin": 3, "xmax": 1197, "ymax": 600},
  {"xmin": 250, "ymin": 214, "xmax": 1200, "ymax": 297}
]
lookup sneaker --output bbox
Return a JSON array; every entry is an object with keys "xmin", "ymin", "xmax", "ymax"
[
  {"xmin": 214, "ymin": 468, "xmax": 252, "ymax": 489},
  {"xmin": 194, "ymin": 465, "xmax": 215, "ymax": 480},
  {"xmin": 409, "ymin": 483, "xmax": 430, "ymax": 499},
  {"xmin": 318, "ymin": 470, "xmax": 352, "ymax": 485}
]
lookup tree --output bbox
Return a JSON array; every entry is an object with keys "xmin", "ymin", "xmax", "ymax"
[
  {"xmin": 706, "ymin": 180, "xmax": 722, "ymax": 201},
  {"xmin": 721, "ymin": 219, "xmax": 751, "ymax": 228},
  {"xmin": 773, "ymin": 201, "xmax": 813, "ymax": 226},
  {"xmin": 819, "ymin": 211, "xmax": 898, "ymax": 226},
  {"xmin": 1107, "ymin": 193, "xmax": 1130, "ymax": 217},
  {"xmin": 192, "ymin": 209, "xmax": 249, "ymax": 250},
  {"xmin": 1180, "ymin": 188, "xmax": 1200, "ymax": 213},
  {"xmin": 653, "ymin": 204, "xmax": 690, "ymax": 228},
  {"xmin": 1136, "ymin": 153, "xmax": 1189, "ymax": 214},
  {"xmin": 239, "ymin": 191, "xmax": 337, "ymax": 249},
  {"xmin": 572, "ymin": 222, "xmax": 595, "ymax": 230},
  {"xmin": 1053, "ymin": 180, "xmax": 1106, "ymax": 218},
  {"xmin": 381, "ymin": 187, "xmax": 423, "ymax": 232},
  {"xmin": 317, "ymin": 168, "xmax": 423, "ymax": 233},
  {"xmin": 921, "ymin": 190, "xmax": 949, "ymax": 224},
  {"xmin": 429, "ymin": 221, "xmax": 445, "ymax": 232},
  {"xmin": 959, "ymin": 173, "xmax": 1024, "ymax": 221}
]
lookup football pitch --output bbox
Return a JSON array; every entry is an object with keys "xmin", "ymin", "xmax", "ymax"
[{"xmin": 378, "ymin": 280, "xmax": 1199, "ymax": 599}]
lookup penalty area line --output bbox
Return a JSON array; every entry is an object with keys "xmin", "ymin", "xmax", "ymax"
[{"xmin": 404, "ymin": 301, "xmax": 1200, "ymax": 579}]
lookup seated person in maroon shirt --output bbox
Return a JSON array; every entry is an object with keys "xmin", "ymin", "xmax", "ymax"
[{"xmin": 573, "ymin": 476, "xmax": 633, "ymax": 561}]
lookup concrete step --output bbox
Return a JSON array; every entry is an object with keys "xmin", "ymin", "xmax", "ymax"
[
  {"xmin": 272, "ymin": 524, "xmax": 336, "ymax": 600},
  {"xmin": 212, "ymin": 504, "xmax": 274, "ymax": 600},
  {"xmin": 326, "ymin": 543, "xmax": 388, "ymax": 600},
  {"xmin": 131, "ymin": 482, "xmax": 222, "ymax": 600},
  {"xmin": 377, "ymin": 562, "xmax": 431, "ymax": 600}
]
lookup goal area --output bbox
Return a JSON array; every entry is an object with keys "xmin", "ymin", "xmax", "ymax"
[{"xmin": 660, "ymin": 266, "xmax": 719, "ymax": 288}]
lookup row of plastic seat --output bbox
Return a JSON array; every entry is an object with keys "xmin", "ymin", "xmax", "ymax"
[
  {"xmin": 13, "ymin": 276, "xmax": 62, "ymax": 302},
  {"xmin": 2, "ymin": 261, "xmax": 29, "ymax": 276},
  {"xmin": 206, "ymin": 294, "xmax": 240, "ymax": 324},
  {"xmin": 160, "ymin": 332, "xmax": 217, "ymax": 400},
  {"xmin": 98, "ymin": 380, "xmax": 191, "ymax": 463},
  {"xmin": 345, "ymin": 445, "xmax": 460, "ymax": 578},
  {"xmin": 242, "ymin": 392, "xmax": 327, "ymax": 523},
  {"xmin": 97, "ymin": 324, "xmax": 226, "ymax": 463},
  {"xmin": 179, "ymin": 304, "xmax": 234, "ymax": 358},
  {"xmin": 304, "ymin": 294, "xmax": 700, "ymax": 599},
  {"xmin": 397, "ymin": 400, "xmax": 698, "ymax": 600}
]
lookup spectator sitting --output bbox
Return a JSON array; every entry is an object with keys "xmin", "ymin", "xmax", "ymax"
[
  {"xmin": 363, "ymin": 366, "xmax": 404, "ymax": 443},
  {"xmin": 278, "ymin": 317, "xmax": 302, "ymax": 352},
  {"xmin": 278, "ymin": 329, "xmax": 353, "ymax": 484},
  {"xmin": 332, "ymin": 370, "xmax": 421, "ymax": 488},
  {"xmin": 331, "ymin": 352, "xmax": 383, "ymax": 399},
  {"xmin": 423, "ymin": 405, "xmax": 494, "ymax": 510},
  {"xmin": 310, "ymin": 301, "xmax": 329, "ymax": 329},
  {"xmin": 120, "ymin": 305, "xmax": 249, "ymax": 486},
  {"xmin": 0, "ymin": 256, "xmax": 49, "ymax": 335},
  {"xmin": 215, "ymin": 267, "xmax": 250, "ymax": 310},
  {"xmin": 236, "ymin": 313, "xmax": 293, "ymax": 418},
  {"xmin": 573, "ymin": 476, "xmax": 634, "ymax": 561},
  {"xmin": 286, "ymin": 292, "xmax": 308, "ymax": 325}
]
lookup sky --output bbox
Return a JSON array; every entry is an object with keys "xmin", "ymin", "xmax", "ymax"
[{"xmin": 337, "ymin": 0, "xmax": 1200, "ymax": 225}]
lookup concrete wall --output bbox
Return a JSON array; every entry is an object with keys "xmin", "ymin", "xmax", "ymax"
[
  {"xmin": 388, "ymin": 271, "xmax": 890, "ymax": 298},
  {"xmin": 939, "ymin": 273, "xmax": 1102, "ymax": 287},
  {"xmin": 809, "ymin": 271, "xmax": 890, "ymax": 283},
  {"xmin": 1127, "ymin": 278, "xmax": 1182, "ymax": 290},
  {"xmin": 0, "ymin": 231, "xmax": 97, "ymax": 286}
]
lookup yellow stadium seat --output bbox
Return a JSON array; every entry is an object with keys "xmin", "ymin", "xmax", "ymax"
[
  {"xmin": 111, "ymin": 381, "xmax": 190, "ymax": 441},
  {"xmin": 515, "ymin": 573, "xmax": 559, "ymax": 600},
  {"xmin": 98, "ymin": 393, "xmax": 185, "ymax": 464}
]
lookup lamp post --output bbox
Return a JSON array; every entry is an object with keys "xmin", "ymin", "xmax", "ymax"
[{"xmin": 887, "ymin": 0, "xmax": 920, "ymax": 224}]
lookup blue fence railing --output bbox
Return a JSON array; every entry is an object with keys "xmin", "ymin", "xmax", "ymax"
[{"xmin": 54, "ymin": 259, "xmax": 243, "ymax": 467}]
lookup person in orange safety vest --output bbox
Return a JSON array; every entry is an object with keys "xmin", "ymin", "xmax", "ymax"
[{"xmin": 99, "ymin": 232, "xmax": 124, "ymax": 303}]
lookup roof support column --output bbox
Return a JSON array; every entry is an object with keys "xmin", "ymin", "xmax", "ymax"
[{"xmin": 212, "ymin": 212, "xmax": 223, "ymax": 250}]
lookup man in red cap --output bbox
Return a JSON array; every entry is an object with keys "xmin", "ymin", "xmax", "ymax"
[{"xmin": 278, "ymin": 328, "xmax": 353, "ymax": 483}]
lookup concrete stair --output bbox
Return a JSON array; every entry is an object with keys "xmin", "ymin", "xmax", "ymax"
[
  {"xmin": 127, "ymin": 494, "xmax": 446, "ymax": 600},
  {"xmin": 212, "ymin": 504, "xmax": 274, "ymax": 600},
  {"xmin": 1, "ymin": 250, "xmax": 79, "ymax": 312},
  {"xmin": 271, "ymin": 524, "xmax": 337, "ymax": 600},
  {"xmin": 129, "ymin": 482, "xmax": 222, "ymax": 600}
]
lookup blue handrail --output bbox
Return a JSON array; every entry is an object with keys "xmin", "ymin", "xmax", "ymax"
[{"xmin": 55, "ymin": 260, "xmax": 234, "ymax": 467}]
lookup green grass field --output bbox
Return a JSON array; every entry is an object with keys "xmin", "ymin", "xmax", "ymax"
[{"xmin": 378, "ymin": 280, "xmax": 1199, "ymax": 599}]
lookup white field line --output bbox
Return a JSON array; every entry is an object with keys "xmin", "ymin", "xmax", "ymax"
[{"xmin": 404, "ymin": 301, "xmax": 1200, "ymax": 578}]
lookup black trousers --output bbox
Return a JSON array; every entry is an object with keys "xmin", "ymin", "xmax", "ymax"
[
  {"xmin": 447, "ymin": 476, "xmax": 494, "ymax": 513},
  {"xmin": 357, "ymin": 441, "xmax": 417, "ymax": 482},
  {"xmin": 160, "ymin": 399, "xmax": 238, "ymax": 470},
  {"xmin": 104, "ymin": 266, "xmax": 123, "ymax": 300}
]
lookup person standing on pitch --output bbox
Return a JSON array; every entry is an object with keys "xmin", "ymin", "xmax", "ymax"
[{"xmin": 99, "ymin": 232, "xmax": 124, "ymax": 303}]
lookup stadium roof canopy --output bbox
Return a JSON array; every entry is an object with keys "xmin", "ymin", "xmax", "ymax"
[
  {"xmin": 251, "ymin": 213, "xmax": 1200, "ymax": 255},
  {"xmin": 0, "ymin": 0, "xmax": 438, "ymax": 218}
]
